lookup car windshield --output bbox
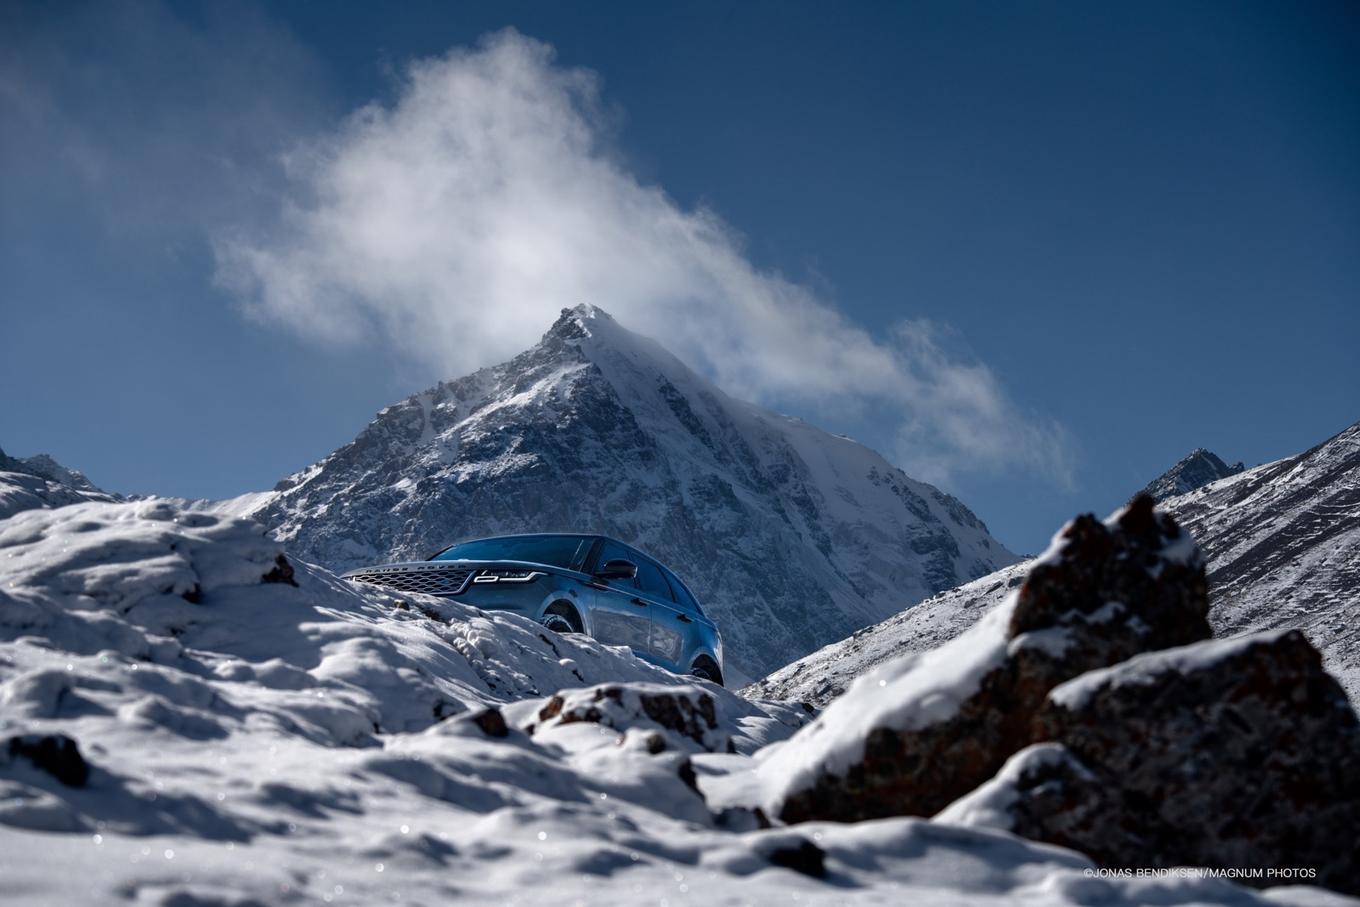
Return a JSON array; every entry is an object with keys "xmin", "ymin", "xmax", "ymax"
[{"xmin": 431, "ymin": 535, "xmax": 591, "ymax": 570}]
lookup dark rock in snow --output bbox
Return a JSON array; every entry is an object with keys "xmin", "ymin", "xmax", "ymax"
[
  {"xmin": 757, "ymin": 835, "xmax": 827, "ymax": 879},
  {"xmin": 261, "ymin": 554, "xmax": 297, "ymax": 586},
  {"xmin": 774, "ymin": 496, "xmax": 1208, "ymax": 823},
  {"xmin": 468, "ymin": 707, "xmax": 509, "ymax": 738},
  {"xmin": 537, "ymin": 682, "xmax": 732, "ymax": 753},
  {"xmin": 5, "ymin": 734, "xmax": 91, "ymax": 787},
  {"xmin": 944, "ymin": 629, "xmax": 1360, "ymax": 896}
]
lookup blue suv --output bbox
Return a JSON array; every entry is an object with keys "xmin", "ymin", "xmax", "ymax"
[{"xmin": 344, "ymin": 534, "xmax": 724, "ymax": 685}]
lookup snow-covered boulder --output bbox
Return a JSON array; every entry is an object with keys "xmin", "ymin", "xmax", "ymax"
[
  {"xmin": 532, "ymin": 682, "xmax": 735, "ymax": 754},
  {"xmin": 944, "ymin": 629, "xmax": 1360, "ymax": 895},
  {"xmin": 762, "ymin": 496, "xmax": 1210, "ymax": 823}
]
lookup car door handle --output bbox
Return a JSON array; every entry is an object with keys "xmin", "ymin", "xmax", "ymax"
[
  {"xmin": 676, "ymin": 613, "xmax": 693, "ymax": 623},
  {"xmin": 629, "ymin": 597, "xmax": 649, "ymax": 607}
]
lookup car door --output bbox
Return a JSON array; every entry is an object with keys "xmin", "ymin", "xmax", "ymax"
[
  {"xmin": 633, "ymin": 553, "xmax": 689, "ymax": 671},
  {"xmin": 585, "ymin": 539, "xmax": 652, "ymax": 657}
]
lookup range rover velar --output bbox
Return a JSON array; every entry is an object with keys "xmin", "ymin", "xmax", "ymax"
[{"xmin": 343, "ymin": 533, "xmax": 724, "ymax": 685}]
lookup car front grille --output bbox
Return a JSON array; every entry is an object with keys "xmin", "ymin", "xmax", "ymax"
[{"xmin": 347, "ymin": 565, "xmax": 474, "ymax": 597}]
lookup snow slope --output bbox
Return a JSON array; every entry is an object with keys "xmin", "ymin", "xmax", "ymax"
[
  {"xmin": 1170, "ymin": 421, "xmax": 1360, "ymax": 699},
  {"xmin": 237, "ymin": 305, "xmax": 1017, "ymax": 679},
  {"xmin": 0, "ymin": 497, "xmax": 1337, "ymax": 906},
  {"xmin": 748, "ymin": 420, "xmax": 1360, "ymax": 706},
  {"xmin": 0, "ymin": 445, "xmax": 120, "ymax": 520}
]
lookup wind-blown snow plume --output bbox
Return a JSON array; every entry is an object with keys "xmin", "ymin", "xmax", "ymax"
[{"xmin": 216, "ymin": 29, "xmax": 1071, "ymax": 486}]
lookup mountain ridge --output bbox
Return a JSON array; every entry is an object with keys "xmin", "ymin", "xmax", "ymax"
[
  {"xmin": 0, "ymin": 445, "xmax": 120, "ymax": 520},
  {"xmin": 747, "ymin": 419, "xmax": 1360, "ymax": 704}
]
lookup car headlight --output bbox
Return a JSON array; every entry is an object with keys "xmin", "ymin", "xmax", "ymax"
[{"xmin": 472, "ymin": 568, "xmax": 545, "ymax": 584}]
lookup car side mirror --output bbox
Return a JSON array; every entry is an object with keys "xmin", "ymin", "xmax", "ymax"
[{"xmin": 595, "ymin": 558, "xmax": 638, "ymax": 581}]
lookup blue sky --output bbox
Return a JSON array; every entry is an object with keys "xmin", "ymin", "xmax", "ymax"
[{"xmin": 2, "ymin": 0, "xmax": 1356, "ymax": 553}]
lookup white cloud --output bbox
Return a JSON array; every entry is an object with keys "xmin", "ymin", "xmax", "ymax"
[{"xmin": 217, "ymin": 29, "xmax": 1072, "ymax": 488}]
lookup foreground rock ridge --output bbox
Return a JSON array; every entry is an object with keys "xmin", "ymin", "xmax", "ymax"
[
  {"xmin": 763, "ymin": 495, "xmax": 1212, "ymax": 823},
  {"xmin": 235, "ymin": 304, "xmax": 1018, "ymax": 679},
  {"xmin": 755, "ymin": 496, "xmax": 1358, "ymax": 895},
  {"xmin": 942, "ymin": 628, "xmax": 1360, "ymax": 893},
  {"xmin": 1, "ymin": 490, "xmax": 1353, "ymax": 902}
]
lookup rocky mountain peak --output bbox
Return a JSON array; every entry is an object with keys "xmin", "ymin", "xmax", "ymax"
[
  {"xmin": 0, "ymin": 445, "xmax": 120, "ymax": 520},
  {"xmin": 1141, "ymin": 448, "xmax": 1245, "ymax": 501}
]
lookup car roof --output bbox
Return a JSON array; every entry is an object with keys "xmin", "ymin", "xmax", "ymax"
[{"xmin": 442, "ymin": 533, "xmax": 673, "ymax": 571}]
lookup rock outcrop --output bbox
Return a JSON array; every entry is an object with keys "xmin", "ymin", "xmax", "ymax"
[
  {"xmin": 766, "ymin": 496, "xmax": 1208, "ymax": 823},
  {"xmin": 534, "ymin": 682, "xmax": 733, "ymax": 753},
  {"xmin": 942, "ymin": 629, "xmax": 1360, "ymax": 894}
]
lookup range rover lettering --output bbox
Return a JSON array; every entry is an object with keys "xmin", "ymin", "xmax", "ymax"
[{"xmin": 344, "ymin": 534, "xmax": 724, "ymax": 685}]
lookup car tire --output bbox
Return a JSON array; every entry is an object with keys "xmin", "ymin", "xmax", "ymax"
[
  {"xmin": 540, "ymin": 605, "xmax": 581, "ymax": 635},
  {"xmin": 689, "ymin": 661, "xmax": 721, "ymax": 685}
]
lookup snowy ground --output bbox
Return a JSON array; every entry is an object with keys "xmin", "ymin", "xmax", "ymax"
[{"xmin": 0, "ymin": 499, "xmax": 1350, "ymax": 905}]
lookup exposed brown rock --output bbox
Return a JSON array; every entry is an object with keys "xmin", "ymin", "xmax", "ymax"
[
  {"xmin": 777, "ymin": 496, "xmax": 1209, "ymax": 823},
  {"xmin": 5, "ymin": 734, "xmax": 90, "ymax": 787},
  {"xmin": 468, "ymin": 707, "xmax": 509, "ymax": 738},
  {"xmin": 537, "ymin": 683, "xmax": 730, "ymax": 753},
  {"xmin": 262, "ymin": 554, "xmax": 297, "ymax": 586},
  {"xmin": 1022, "ymin": 630, "xmax": 1360, "ymax": 895},
  {"xmin": 759, "ymin": 836, "xmax": 827, "ymax": 879}
]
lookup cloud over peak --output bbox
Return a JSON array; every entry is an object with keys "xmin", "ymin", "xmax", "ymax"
[{"xmin": 217, "ymin": 29, "xmax": 1071, "ymax": 488}]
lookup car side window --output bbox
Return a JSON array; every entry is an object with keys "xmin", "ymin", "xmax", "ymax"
[
  {"xmin": 664, "ymin": 567, "xmax": 700, "ymax": 614},
  {"xmin": 632, "ymin": 555, "xmax": 674, "ymax": 602},
  {"xmin": 594, "ymin": 540, "xmax": 636, "ymax": 589}
]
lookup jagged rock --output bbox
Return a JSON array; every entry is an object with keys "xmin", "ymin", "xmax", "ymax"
[
  {"xmin": 766, "ymin": 496, "xmax": 1208, "ymax": 823},
  {"xmin": 261, "ymin": 554, "xmax": 297, "ymax": 587},
  {"xmin": 4, "ymin": 734, "xmax": 90, "ymax": 787},
  {"xmin": 1040, "ymin": 629, "xmax": 1359, "ymax": 893},
  {"xmin": 756, "ymin": 835, "xmax": 827, "ymax": 879},
  {"xmin": 536, "ymin": 683, "xmax": 732, "ymax": 753},
  {"xmin": 467, "ymin": 707, "xmax": 509, "ymax": 738},
  {"xmin": 1141, "ymin": 448, "xmax": 1245, "ymax": 501},
  {"xmin": 942, "ymin": 630, "xmax": 1360, "ymax": 895}
]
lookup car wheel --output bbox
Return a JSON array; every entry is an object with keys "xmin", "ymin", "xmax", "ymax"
[
  {"xmin": 689, "ymin": 663, "xmax": 720, "ymax": 684},
  {"xmin": 540, "ymin": 612, "xmax": 577, "ymax": 635}
]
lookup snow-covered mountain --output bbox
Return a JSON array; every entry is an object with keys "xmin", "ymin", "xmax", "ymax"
[
  {"xmin": 238, "ymin": 305, "xmax": 1017, "ymax": 679},
  {"xmin": 1169, "ymin": 421, "xmax": 1360, "ymax": 696},
  {"xmin": 749, "ymin": 419, "xmax": 1360, "ymax": 706},
  {"xmin": 0, "ymin": 445, "xmax": 120, "ymax": 520},
  {"xmin": 1141, "ymin": 448, "xmax": 1244, "ymax": 501}
]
